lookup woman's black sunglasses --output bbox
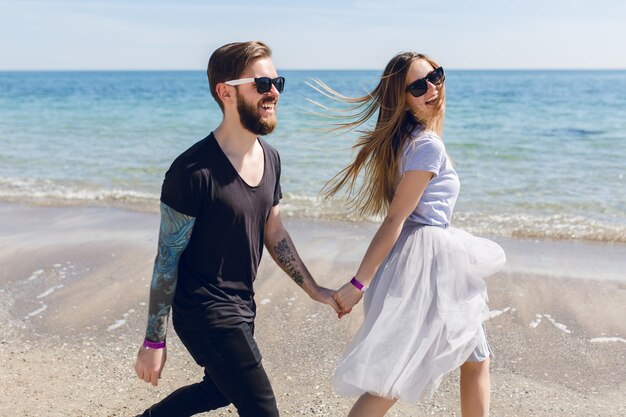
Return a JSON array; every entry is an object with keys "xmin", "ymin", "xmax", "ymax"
[
  {"xmin": 405, "ymin": 67, "xmax": 445, "ymax": 98},
  {"xmin": 224, "ymin": 76, "xmax": 285, "ymax": 94}
]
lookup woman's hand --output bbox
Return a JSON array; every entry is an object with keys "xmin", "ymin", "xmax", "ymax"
[{"xmin": 333, "ymin": 281, "xmax": 364, "ymax": 317}]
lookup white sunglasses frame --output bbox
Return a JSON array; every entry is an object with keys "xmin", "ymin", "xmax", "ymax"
[
  {"xmin": 223, "ymin": 77, "xmax": 285, "ymax": 94},
  {"xmin": 223, "ymin": 77, "xmax": 256, "ymax": 87}
]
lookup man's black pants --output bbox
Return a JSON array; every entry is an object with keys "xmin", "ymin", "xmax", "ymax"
[{"xmin": 140, "ymin": 321, "xmax": 279, "ymax": 417}]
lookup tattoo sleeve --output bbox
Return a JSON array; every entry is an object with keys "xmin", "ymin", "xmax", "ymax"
[
  {"xmin": 144, "ymin": 202, "xmax": 195, "ymax": 342},
  {"xmin": 272, "ymin": 236, "xmax": 306, "ymax": 287}
]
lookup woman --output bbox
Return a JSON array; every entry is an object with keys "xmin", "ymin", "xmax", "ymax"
[{"xmin": 316, "ymin": 53, "xmax": 506, "ymax": 417}]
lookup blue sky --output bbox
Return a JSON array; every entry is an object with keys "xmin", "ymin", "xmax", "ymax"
[{"xmin": 1, "ymin": 0, "xmax": 625, "ymax": 70}]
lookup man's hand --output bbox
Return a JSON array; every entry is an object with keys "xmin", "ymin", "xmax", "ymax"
[
  {"xmin": 134, "ymin": 346, "xmax": 167, "ymax": 386},
  {"xmin": 309, "ymin": 285, "xmax": 343, "ymax": 316},
  {"xmin": 333, "ymin": 282, "xmax": 364, "ymax": 317}
]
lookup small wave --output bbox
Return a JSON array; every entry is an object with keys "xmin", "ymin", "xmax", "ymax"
[
  {"xmin": 280, "ymin": 193, "xmax": 383, "ymax": 223},
  {"xmin": 107, "ymin": 319, "xmax": 126, "ymax": 331},
  {"xmin": 589, "ymin": 337, "xmax": 626, "ymax": 344},
  {"xmin": 0, "ymin": 176, "xmax": 159, "ymax": 211},
  {"xmin": 36, "ymin": 284, "xmax": 64, "ymax": 299},
  {"xmin": 2, "ymin": 178, "xmax": 624, "ymax": 243},
  {"xmin": 27, "ymin": 269, "xmax": 44, "ymax": 281},
  {"xmin": 453, "ymin": 212, "xmax": 626, "ymax": 243},
  {"xmin": 543, "ymin": 314, "xmax": 572, "ymax": 334},
  {"xmin": 26, "ymin": 304, "xmax": 48, "ymax": 318},
  {"xmin": 488, "ymin": 306, "xmax": 513, "ymax": 319},
  {"xmin": 548, "ymin": 128, "xmax": 605, "ymax": 138},
  {"xmin": 107, "ymin": 309, "xmax": 136, "ymax": 331},
  {"xmin": 280, "ymin": 196, "xmax": 626, "ymax": 243},
  {"xmin": 530, "ymin": 314, "xmax": 542, "ymax": 329},
  {"xmin": 529, "ymin": 314, "xmax": 571, "ymax": 334}
]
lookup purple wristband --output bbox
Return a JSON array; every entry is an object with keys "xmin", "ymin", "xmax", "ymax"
[
  {"xmin": 143, "ymin": 339, "xmax": 166, "ymax": 349},
  {"xmin": 350, "ymin": 276, "xmax": 367, "ymax": 292}
]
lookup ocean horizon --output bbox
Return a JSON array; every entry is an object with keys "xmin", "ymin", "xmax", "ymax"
[
  {"xmin": 2, "ymin": 68, "xmax": 625, "ymax": 72},
  {"xmin": 1, "ymin": 69, "xmax": 625, "ymax": 243}
]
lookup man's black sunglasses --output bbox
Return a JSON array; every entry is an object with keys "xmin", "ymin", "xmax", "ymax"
[
  {"xmin": 224, "ymin": 76, "xmax": 285, "ymax": 94},
  {"xmin": 405, "ymin": 67, "xmax": 445, "ymax": 98}
]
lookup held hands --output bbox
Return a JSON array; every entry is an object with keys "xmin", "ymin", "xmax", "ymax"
[
  {"xmin": 134, "ymin": 345, "xmax": 167, "ymax": 386},
  {"xmin": 310, "ymin": 284, "xmax": 342, "ymax": 316},
  {"xmin": 333, "ymin": 279, "xmax": 365, "ymax": 318}
]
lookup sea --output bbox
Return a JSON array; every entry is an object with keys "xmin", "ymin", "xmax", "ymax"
[{"xmin": 1, "ymin": 70, "xmax": 625, "ymax": 243}]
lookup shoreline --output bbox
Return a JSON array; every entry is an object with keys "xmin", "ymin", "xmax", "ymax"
[
  {"xmin": 2, "ymin": 201, "xmax": 625, "ymax": 282},
  {"xmin": 1, "ymin": 189, "xmax": 626, "ymax": 244},
  {"xmin": 1, "ymin": 202, "xmax": 625, "ymax": 416}
]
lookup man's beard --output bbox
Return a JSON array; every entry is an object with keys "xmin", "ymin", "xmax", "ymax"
[{"xmin": 237, "ymin": 94, "xmax": 277, "ymax": 136}]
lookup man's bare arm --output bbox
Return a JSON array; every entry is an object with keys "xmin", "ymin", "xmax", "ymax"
[{"xmin": 264, "ymin": 204, "xmax": 341, "ymax": 314}]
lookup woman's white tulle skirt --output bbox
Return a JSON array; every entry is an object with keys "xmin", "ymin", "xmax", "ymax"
[{"xmin": 332, "ymin": 222, "xmax": 506, "ymax": 403}]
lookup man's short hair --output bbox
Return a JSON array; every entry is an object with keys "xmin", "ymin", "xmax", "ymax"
[{"xmin": 207, "ymin": 41, "xmax": 272, "ymax": 111}]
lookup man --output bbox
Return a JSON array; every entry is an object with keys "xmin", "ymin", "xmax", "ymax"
[{"xmin": 134, "ymin": 41, "xmax": 340, "ymax": 417}]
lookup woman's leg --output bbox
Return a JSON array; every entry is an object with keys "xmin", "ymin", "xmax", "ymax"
[
  {"xmin": 347, "ymin": 393, "xmax": 397, "ymax": 417},
  {"xmin": 460, "ymin": 358, "xmax": 490, "ymax": 417}
]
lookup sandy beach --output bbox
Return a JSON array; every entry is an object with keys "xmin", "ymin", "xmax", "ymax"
[{"xmin": 1, "ymin": 203, "xmax": 625, "ymax": 417}]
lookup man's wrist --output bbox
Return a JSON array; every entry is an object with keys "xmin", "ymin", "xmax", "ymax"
[
  {"xmin": 301, "ymin": 279, "xmax": 319, "ymax": 297},
  {"xmin": 143, "ymin": 339, "xmax": 166, "ymax": 350}
]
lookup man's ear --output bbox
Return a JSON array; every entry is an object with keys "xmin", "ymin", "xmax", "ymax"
[{"xmin": 216, "ymin": 83, "xmax": 234, "ymax": 105}]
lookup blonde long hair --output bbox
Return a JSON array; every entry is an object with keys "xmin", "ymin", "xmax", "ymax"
[{"xmin": 312, "ymin": 52, "xmax": 446, "ymax": 217}]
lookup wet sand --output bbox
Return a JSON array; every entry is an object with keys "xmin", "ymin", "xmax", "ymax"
[{"xmin": 0, "ymin": 203, "xmax": 625, "ymax": 416}]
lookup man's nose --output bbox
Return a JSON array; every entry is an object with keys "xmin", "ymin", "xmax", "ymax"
[{"xmin": 267, "ymin": 83, "xmax": 281, "ymax": 96}]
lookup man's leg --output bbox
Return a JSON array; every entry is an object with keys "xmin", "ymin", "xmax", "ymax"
[
  {"xmin": 139, "ymin": 322, "xmax": 278, "ymax": 417},
  {"xmin": 198, "ymin": 322, "xmax": 279, "ymax": 417},
  {"xmin": 140, "ymin": 369, "xmax": 230, "ymax": 416},
  {"xmin": 138, "ymin": 323, "xmax": 231, "ymax": 417}
]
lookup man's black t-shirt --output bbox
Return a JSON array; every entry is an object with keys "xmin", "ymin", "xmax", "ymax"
[{"xmin": 160, "ymin": 132, "xmax": 282, "ymax": 327}]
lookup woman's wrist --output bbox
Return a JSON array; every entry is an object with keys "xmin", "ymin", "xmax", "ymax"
[{"xmin": 349, "ymin": 276, "xmax": 367, "ymax": 292}]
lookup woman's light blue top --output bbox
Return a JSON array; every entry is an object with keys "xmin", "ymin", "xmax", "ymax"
[{"xmin": 401, "ymin": 130, "xmax": 460, "ymax": 228}]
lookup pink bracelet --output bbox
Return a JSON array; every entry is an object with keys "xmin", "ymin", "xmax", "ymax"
[
  {"xmin": 143, "ymin": 339, "xmax": 166, "ymax": 349},
  {"xmin": 350, "ymin": 276, "xmax": 367, "ymax": 292}
]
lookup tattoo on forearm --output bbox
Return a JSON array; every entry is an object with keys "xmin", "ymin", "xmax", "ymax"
[
  {"xmin": 145, "ymin": 203, "xmax": 195, "ymax": 342},
  {"xmin": 274, "ymin": 237, "xmax": 304, "ymax": 286}
]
